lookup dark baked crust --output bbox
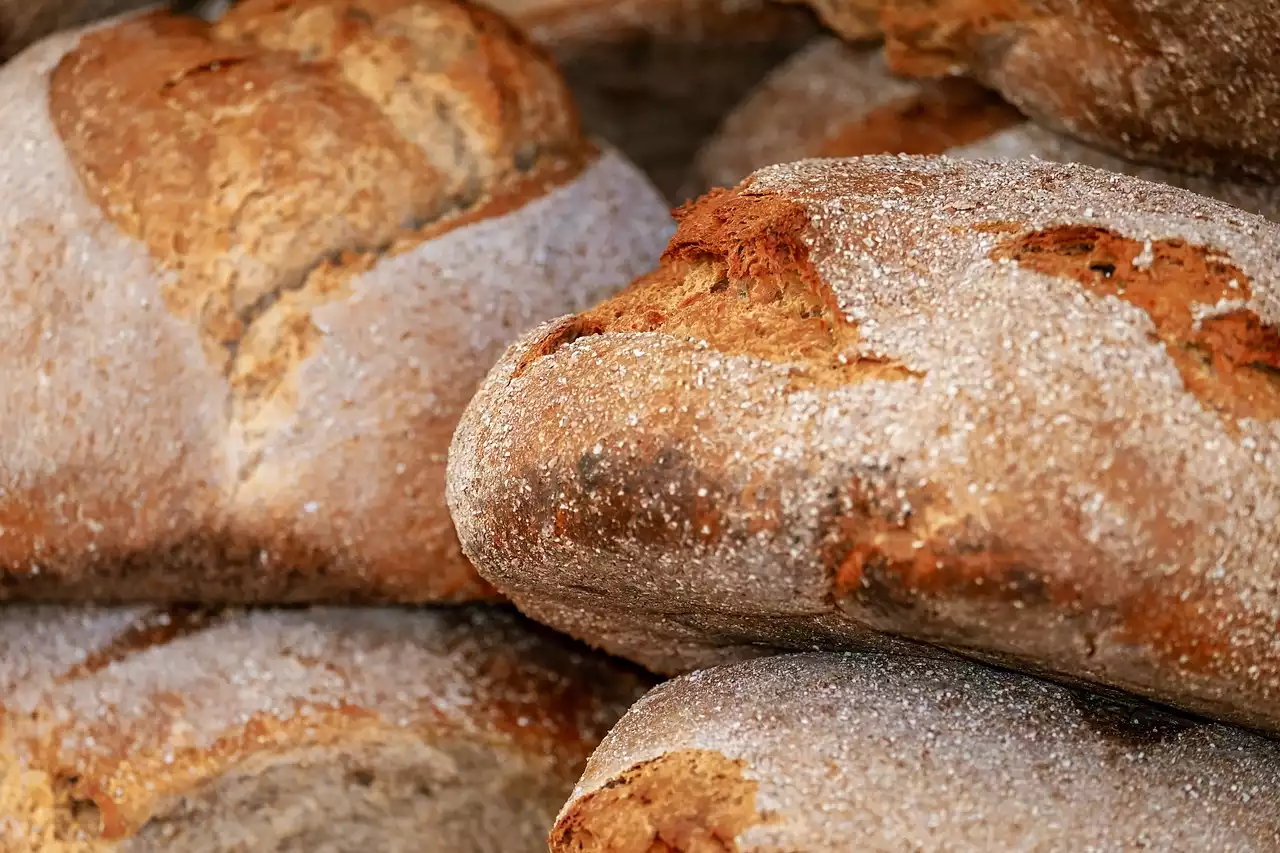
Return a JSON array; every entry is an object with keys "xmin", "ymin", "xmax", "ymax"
[
  {"xmin": 805, "ymin": 0, "xmax": 1280, "ymax": 181},
  {"xmin": 0, "ymin": 605, "xmax": 652, "ymax": 848},
  {"xmin": 553, "ymin": 653, "xmax": 1280, "ymax": 851},
  {"xmin": 0, "ymin": 1, "xmax": 673, "ymax": 603},
  {"xmin": 447, "ymin": 155, "xmax": 1280, "ymax": 734}
]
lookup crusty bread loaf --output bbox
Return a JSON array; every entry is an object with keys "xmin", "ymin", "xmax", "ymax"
[
  {"xmin": 552, "ymin": 653, "xmax": 1280, "ymax": 852},
  {"xmin": 794, "ymin": 0, "xmax": 1280, "ymax": 182},
  {"xmin": 687, "ymin": 37, "xmax": 1280, "ymax": 220},
  {"xmin": 448, "ymin": 155, "xmax": 1280, "ymax": 735},
  {"xmin": 0, "ymin": 0, "xmax": 672, "ymax": 604},
  {"xmin": 0, "ymin": 604, "xmax": 651, "ymax": 852},
  {"xmin": 480, "ymin": 0, "xmax": 818, "ymax": 200},
  {"xmin": 0, "ymin": 0, "xmax": 152, "ymax": 59}
]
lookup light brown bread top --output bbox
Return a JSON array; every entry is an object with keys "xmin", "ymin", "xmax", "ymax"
[
  {"xmin": 0, "ymin": 605, "xmax": 652, "ymax": 852},
  {"xmin": 800, "ymin": 0, "xmax": 1280, "ymax": 181},
  {"xmin": 688, "ymin": 37, "xmax": 1280, "ymax": 221},
  {"xmin": 553, "ymin": 653, "xmax": 1280, "ymax": 852},
  {"xmin": 0, "ymin": 0, "xmax": 673, "ymax": 604},
  {"xmin": 448, "ymin": 154, "xmax": 1280, "ymax": 735}
]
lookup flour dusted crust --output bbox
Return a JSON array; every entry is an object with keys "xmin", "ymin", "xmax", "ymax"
[
  {"xmin": 802, "ymin": 0, "xmax": 1280, "ymax": 181},
  {"xmin": 552, "ymin": 653, "xmax": 1280, "ymax": 852},
  {"xmin": 448, "ymin": 155, "xmax": 1280, "ymax": 734},
  {"xmin": 0, "ymin": 0, "xmax": 673, "ymax": 603},
  {"xmin": 0, "ymin": 605, "xmax": 651, "ymax": 851},
  {"xmin": 689, "ymin": 37, "xmax": 1280, "ymax": 221}
]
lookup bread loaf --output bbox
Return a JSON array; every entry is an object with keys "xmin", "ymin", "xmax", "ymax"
[
  {"xmin": 793, "ymin": 0, "xmax": 1280, "ymax": 181},
  {"xmin": 687, "ymin": 37, "xmax": 1280, "ymax": 221},
  {"xmin": 480, "ymin": 0, "xmax": 818, "ymax": 200},
  {"xmin": 448, "ymin": 155, "xmax": 1280, "ymax": 735},
  {"xmin": 552, "ymin": 653, "xmax": 1280, "ymax": 852},
  {"xmin": 0, "ymin": 604, "xmax": 651, "ymax": 852},
  {"xmin": 0, "ymin": 0, "xmax": 672, "ymax": 604}
]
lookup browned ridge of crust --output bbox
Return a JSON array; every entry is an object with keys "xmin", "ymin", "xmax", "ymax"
[
  {"xmin": 816, "ymin": 76, "xmax": 1023, "ymax": 158},
  {"xmin": 517, "ymin": 187, "xmax": 917, "ymax": 389},
  {"xmin": 988, "ymin": 224, "xmax": 1280, "ymax": 422},
  {"xmin": 552, "ymin": 750, "xmax": 759, "ymax": 853},
  {"xmin": 49, "ymin": 0, "xmax": 588, "ymax": 434}
]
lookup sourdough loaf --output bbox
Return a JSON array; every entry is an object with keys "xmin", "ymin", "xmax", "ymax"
[
  {"xmin": 481, "ymin": 0, "xmax": 818, "ymax": 200},
  {"xmin": 553, "ymin": 653, "xmax": 1280, "ymax": 852},
  {"xmin": 0, "ymin": 0, "xmax": 672, "ymax": 604},
  {"xmin": 0, "ymin": 605, "xmax": 651, "ymax": 852},
  {"xmin": 794, "ymin": 0, "xmax": 1280, "ymax": 181},
  {"xmin": 448, "ymin": 155, "xmax": 1280, "ymax": 734},
  {"xmin": 687, "ymin": 37, "xmax": 1280, "ymax": 220}
]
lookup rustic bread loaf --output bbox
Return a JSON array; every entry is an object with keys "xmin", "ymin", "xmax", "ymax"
[
  {"xmin": 552, "ymin": 652, "xmax": 1280, "ymax": 852},
  {"xmin": 687, "ymin": 37, "xmax": 1280, "ymax": 220},
  {"xmin": 480, "ymin": 0, "xmax": 818, "ymax": 200},
  {"xmin": 0, "ymin": 0, "xmax": 672, "ymax": 604},
  {"xmin": 795, "ymin": 0, "xmax": 1280, "ymax": 182},
  {"xmin": 0, "ymin": 604, "xmax": 651, "ymax": 852},
  {"xmin": 448, "ymin": 155, "xmax": 1280, "ymax": 735}
]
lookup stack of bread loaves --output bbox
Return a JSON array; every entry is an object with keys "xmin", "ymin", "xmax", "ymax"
[
  {"xmin": 3, "ymin": 0, "xmax": 1280, "ymax": 851},
  {"xmin": 446, "ymin": 0, "xmax": 1280, "ymax": 850},
  {"xmin": 0, "ymin": 0, "xmax": 668, "ymax": 849}
]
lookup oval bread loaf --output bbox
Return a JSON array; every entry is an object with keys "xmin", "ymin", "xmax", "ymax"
[
  {"xmin": 0, "ymin": 0, "xmax": 673, "ymax": 604},
  {"xmin": 552, "ymin": 653, "xmax": 1280, "ymax": 852},
  {"xmin": 793, "ymin": 0, "xmax": 1280, "ymax": 182},
  {"xmin": 0, "ymin": 605, "xmax": 651, "ymax": 852},
  {"xmin": 687, "ymin": 37, "xmax": 1280, "ymax": 221},
  {"xmin": 448, "ymin": 154, "xmax": 1280, "ymax": 735}
]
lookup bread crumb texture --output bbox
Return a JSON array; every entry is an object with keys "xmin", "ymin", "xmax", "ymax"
[
  {"xmin": 50, "ymin": 0, "xmax": 585, "ymax": 428},
  {"xmin": 0, "ymin": 606, "xmax": 651, "ymax": 846},
  {"xmin": 447, "ymin": 155, "xmax": 1280, "ymax": 733},
  {"xmin": 551, "ymin": 750, "xmax": 759, "ymax": 853}
]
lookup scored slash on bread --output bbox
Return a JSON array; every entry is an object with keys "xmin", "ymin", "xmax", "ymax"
[
  {"xmin": 551, "ymin": 653, "xmax": 1280, "ymax": 851},
  {"xmin": 686, "ymin": 37, "xmax": 1280, "ymax": 220},
  {"xmin": 0, "ymin": 0, "xmax": 673, "ymax": 604},
  {"xmin": 784, "ymin": 0, "xmax": 1280, "ymax": 182},
  {"xmin": 0, "ymin": 605, "xmax": 652, "ymax": 851},
  {"xmin": 447, "ymin": 154, "xmax": 1280, "ymax": 736}
]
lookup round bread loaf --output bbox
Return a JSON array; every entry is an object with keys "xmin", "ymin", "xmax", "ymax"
[
  {"xmin": 448, "ymin": 155, "xmax": 1280, "ymax": 735},
  {"xmin": 0, "ymin": 604, "xmax": 651, "ymax": 852},
  {"xmin": 794, "ymin": 0, "xmax": 1280, "ymax": 182},
  {"xmin": 552, "ymin": 653, "xmax": 1280, "ymax": 852},
  {"xmin": 687, "ymin": 37, "xmax": 1280, "ymax": 221},
  {"xmin": 0, "ymin": 0, "xmax": 673, "ymax": 604},
  {"xmin": 482, "ymin": 0, "xmax": 818, "ymax": 200}
]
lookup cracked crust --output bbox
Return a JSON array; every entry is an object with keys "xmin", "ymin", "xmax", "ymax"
[
  {"xmin": 0, "ymin": 2, "xmax": 673, "ymax": 603},
  {"xmin": 0, "ymin": 604, "xmax": 652, "ymax": 850},
  {"xmin": 798, "ymin": 0, "xmax": 1280, "ymax": 181},
  {"xmin": 555, "ymin": 653, "xmax": 1280, "ymax": 851},
  {"xmin": 687, "ymin": 37, "xmax": 1280, "ymax": 221},
  {"xmin": 447, "ymin": 155, "xmax": 1280, "ymax": 735}
]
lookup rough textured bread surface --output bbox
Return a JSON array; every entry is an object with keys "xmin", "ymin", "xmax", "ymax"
[
  {"xmin": 783, "ymin": 0, "xmax": 880, "ymax": 40},
  {"xmin": 553, "ymin": 653, "xmax": 1280, "ymax": 852},
  {"xmin": 0, "ymin": 0, "xmax": 152, "ymax": 59},
  {"xmin": 0, "ymin": 1, "xmax": 672, "ymax": 604},
  {"xmin": 0, "ymin": 605, "xmax": 651, "ymax": 852},
  {"xmin": 806, "ymin": 0, "xmax": 1280, "ymax": 181},
  {"xmin": 688, "ymin": 37, "xmax": 1280, "ymax": 221},
  {"xmin": 448, "ymin": 155, "xmax": 1280, "ymax": 735},
  {"xmin": 482, "ymin": 0, "xmax": 818, "ymax": 200}
]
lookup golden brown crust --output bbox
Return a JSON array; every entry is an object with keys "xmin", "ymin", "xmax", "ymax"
[
  {"xmin": 0, "ymin": 605, "xmax": 652, "ymax": 845},
  {"xmin": 874, "ymin": 0, "xmax": 1280, "ymax": 180},
  {"xmin": 0, "ymin": 3, "xmax": 674, "ymax": 604},
  {"xmin": 447, "ymin": 155, "xmax": 1280, "ymax": 734}
]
